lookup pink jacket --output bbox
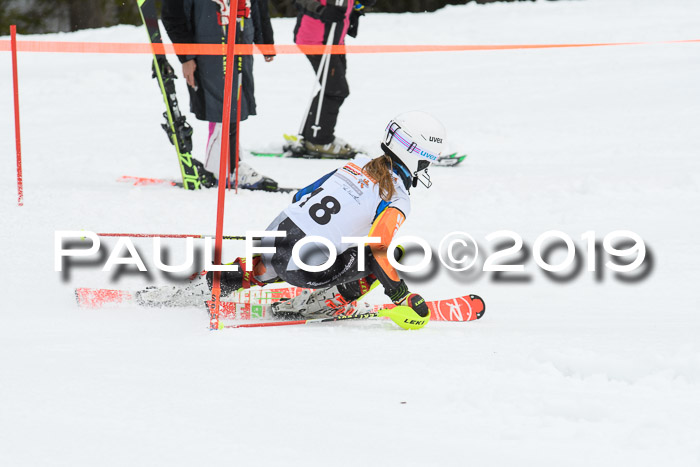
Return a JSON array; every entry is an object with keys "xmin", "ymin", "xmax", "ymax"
[{"xmin": 294, "ymin": 0, "xmax": 355, "ymax": 46}]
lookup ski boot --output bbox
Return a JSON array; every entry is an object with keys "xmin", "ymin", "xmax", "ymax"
[
  {"xmin": 284, "ymin": 135, "xmax": 357, "ymax": 160},
  {"xmin": 271, "ymin": 245, "xmax": 407, "ymax": 318},
  {"xmin": 205, "ymin": 255, "xmax": 275, "ymax": 296},
  {"xmin": 235, "ymin": 161, "xmax": 278, "ymax": 192},
  {"xmin": 302, "ymin": 137, "xmax": 356, "ymax": 159},
  {"xmin": 271, "ymin": 285, "xmax": 371, "ymax": 319}
]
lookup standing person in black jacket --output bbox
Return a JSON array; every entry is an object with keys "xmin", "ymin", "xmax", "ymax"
[
  {"xmin": 293, "ymin": 0, "xmax": 374, "ymax": 157},
  {"xmin": 162, "ymin": 0, "xmax": 278, "ymax": 191}
]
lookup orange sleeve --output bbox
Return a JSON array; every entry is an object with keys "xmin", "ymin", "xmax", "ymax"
[{"xmin": 368, "ymin": 207, "xmax": 405, "ymax": 282}]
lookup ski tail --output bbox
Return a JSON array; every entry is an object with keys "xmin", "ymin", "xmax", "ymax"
[
  {"xmin": 117, "ymin": 175, "xmax": 177, "ymax": 187},
  {"xmin": 117, "ymin": 174, "xmax": 297, "ymax": 193},
  {"xmin": 75, "ymin": 287, "xmax": 134, "ymax": 308}
]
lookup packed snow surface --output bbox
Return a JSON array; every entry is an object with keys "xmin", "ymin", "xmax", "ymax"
[{"xmin": 1, "ymin": 0, "xmax": 699, "ymax": 465}]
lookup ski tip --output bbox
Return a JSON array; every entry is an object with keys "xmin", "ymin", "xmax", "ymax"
[
  {"xmin": 251, "ymin": 153, "xmax": 283, "ymax": 158},
  {"xmin": 433, "ymin": 154, "xmax": 467, "ymax": 167},
  {"xmin": 469, "ymin": 294, "xmax": 486, "ymax": 319},
  {"xmin": 443, "ymin": 152, "xmax": 467, "ymax": 160}
]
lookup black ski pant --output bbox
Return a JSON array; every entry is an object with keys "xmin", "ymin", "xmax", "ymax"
[
  {"xmin": 268, "ymin": 218, "xmax": 406, "ymax": 302},
  {"xmin": 270, "ymin": 218, "xmax": 367, "ymax": 290},
  {"xmin": 301, "ymin": 54, "xmax": 349, "ymax": 145},
  {"xmin": 213, "ymin": 217, "xmax": 406, "ymax": 301},
  {"xmin": 228, "ymin": 125, "xmax": 239, "ymax": 173}
]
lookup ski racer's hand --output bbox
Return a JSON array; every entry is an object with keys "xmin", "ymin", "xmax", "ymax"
[
  {"xmin": 182, "ymin": 59, "xmax": 197, "ymax": 88},
  {"xmin": 318, "ymin": 4, "xmax": 346, "ymax": 23},
  {"xmin": 395, "ymin": 292, "xmax": 430, "ymax": 318},
  {"xmin": 264, "ymin": 55, "xmax": 275, "ymax": 62}
]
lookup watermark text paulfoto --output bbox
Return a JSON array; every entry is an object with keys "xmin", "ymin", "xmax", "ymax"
[{"xmin": 55, "ymin": 230, "xmax": 650, "ymax": 281}]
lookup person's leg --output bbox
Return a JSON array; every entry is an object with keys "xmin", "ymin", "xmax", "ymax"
[
  {"xmin": 206, "ymin": 212, "xmax": 290, "ymax": 295},
  {"xmin": 239, "ymin": 18, "xmax": 256, "ymax": 119},
  {"xmin": 203, "ymin": 120, "xmax": 277, "ymax": 190},
  {"xmin": 314, "ymin": 54, "xmax": 348, "ymax": 144},
  {"xmin": 270, "ymin": 246, "xmax": 406, "ymax": 318},
  {"xmin": 203, "ymin": 216, "xmax": 402, "ymax": 316},
  {"xmin": 229, "ymin": 18, "xmax": 278, "ymax": 190},
  {"xmin": 268, "ymin": 219, "xmax": 405, "ymax": 317},
  {"xmin": 203, "ymin": 121, "xmax": 243, "ymax": 182},
  {"xmin": 270, "ymin": 245, "xmax": 366, "ymax": 317},
  {"xmin": 301, "ymin": 54, "xmax": 351, "ymax": 153},
  {"xmin": 267, "ymin": 217, "xmax": 362, "ymax": 288},
  {"xmin": 204, "ymin": 121, "xmax": 222, "ymax": 174},
  {"xmin": 302, "ymin": 55, "xmax": 322, "ymax": 143}
]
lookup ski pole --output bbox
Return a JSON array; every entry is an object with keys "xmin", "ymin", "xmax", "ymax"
[
  {"xmin": 92, "ymin": 232, "xmax": 250, "ymax": 240},
  {"xmin": 310, "ymin": 2, "xmax": 343, "ymax": 139},
  {"xmin": 298, "ymin": 0, "xmax": 344, "ymax": 138},
  {"xmin": 234, "ymin": 20, "xmax": 244, "ymax": 194},
  {"xmin": 309, "ymin": 41, "xmax": 333, "ymax": 138},
  {"xmin": 226, "ymin": 43, "xmax": 244, "ymax": 194},
  {"xmin": 11, "ymin": 25, "xmax": 23, "ymax": 206},
  {"xmin": 297, "ymin": 45, "xmax": 330, "ymax": 136},
  {"xmin": 223, "ymin": 305, "xmax": 432, "ymax": 330},
  {"xmin": 224, "ymin": 311, "xmax": 381, "ymax": 329}
]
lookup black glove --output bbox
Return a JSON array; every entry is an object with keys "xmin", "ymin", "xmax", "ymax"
[
  {"xmin": 396, "ymin": 293, "xmax": 430, "ymax": 318},
  {"xmin": 318, "ymin": 4, "xmax": 346, "ymax": 23},
  {"xmin": 361, "ymin": 0, "xmax": 377, "ymax": 7}
]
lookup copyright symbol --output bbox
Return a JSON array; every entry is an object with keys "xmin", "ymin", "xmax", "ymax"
[{"xmin": 438, "ymin": 231, "xmax": 479, "ymax": 272}]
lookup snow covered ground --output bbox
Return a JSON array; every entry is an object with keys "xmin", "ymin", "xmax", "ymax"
[{"xmin": 1, "ymin": 0, "xmax": 699, "ymax": 465}]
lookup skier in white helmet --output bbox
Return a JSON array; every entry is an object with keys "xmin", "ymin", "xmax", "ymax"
[{"xmin": 139, "ymin": 111, "xmax": 446, "ymax": 323}]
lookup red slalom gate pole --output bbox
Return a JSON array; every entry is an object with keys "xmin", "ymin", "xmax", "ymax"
[
  {"xmin": 226, "ymin": 21, "xmax": 244, "ymax": 194},
  {"xmin": 226, "ymin": 134, "xmax": 231, "ymax": 192},
  {"xmin": 209, "ymin": 16, "xmax": 240, "ymax": 330},
  {"xmin": 94, "ymin": 232, "xmax": 249, "ymax": 240},
  {"xmin": 11, "ymin": 25, "xmax": 23, "ymax": 206}
]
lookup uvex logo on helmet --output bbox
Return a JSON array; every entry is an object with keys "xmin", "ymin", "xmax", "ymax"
[
  {"xmin": 419, "ymin": 150, "xmax": 438, "ymax": 161},
  {"xmin": 429, "ymin": 136, "xmax": 443, "ymax": 144}
]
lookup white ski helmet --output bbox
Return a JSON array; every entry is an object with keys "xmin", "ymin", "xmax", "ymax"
[{"xmin": 381, "ymin": 110, "xmax": 446, "ymax": 189}]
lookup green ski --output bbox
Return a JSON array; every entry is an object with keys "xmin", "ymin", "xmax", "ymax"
[
  {"xmin": 137, "ymin": 0, "xmax": 214, "ymax": 190},
  {"xmin": 251, "ymin": 134, "xmax": 468, "ymax": 166}
]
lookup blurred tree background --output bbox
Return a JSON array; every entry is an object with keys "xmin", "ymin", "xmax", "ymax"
[
  {"xmin": 1, "ymin": 0, "xmax": 143, "ymax": 34},
  {"xmin": 2, "ymin": 0, "xmax": 546, "ymax": 35},
  {"xmin": 268, "ymin": 0, "xmax": 541, "ymax": 16}
]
